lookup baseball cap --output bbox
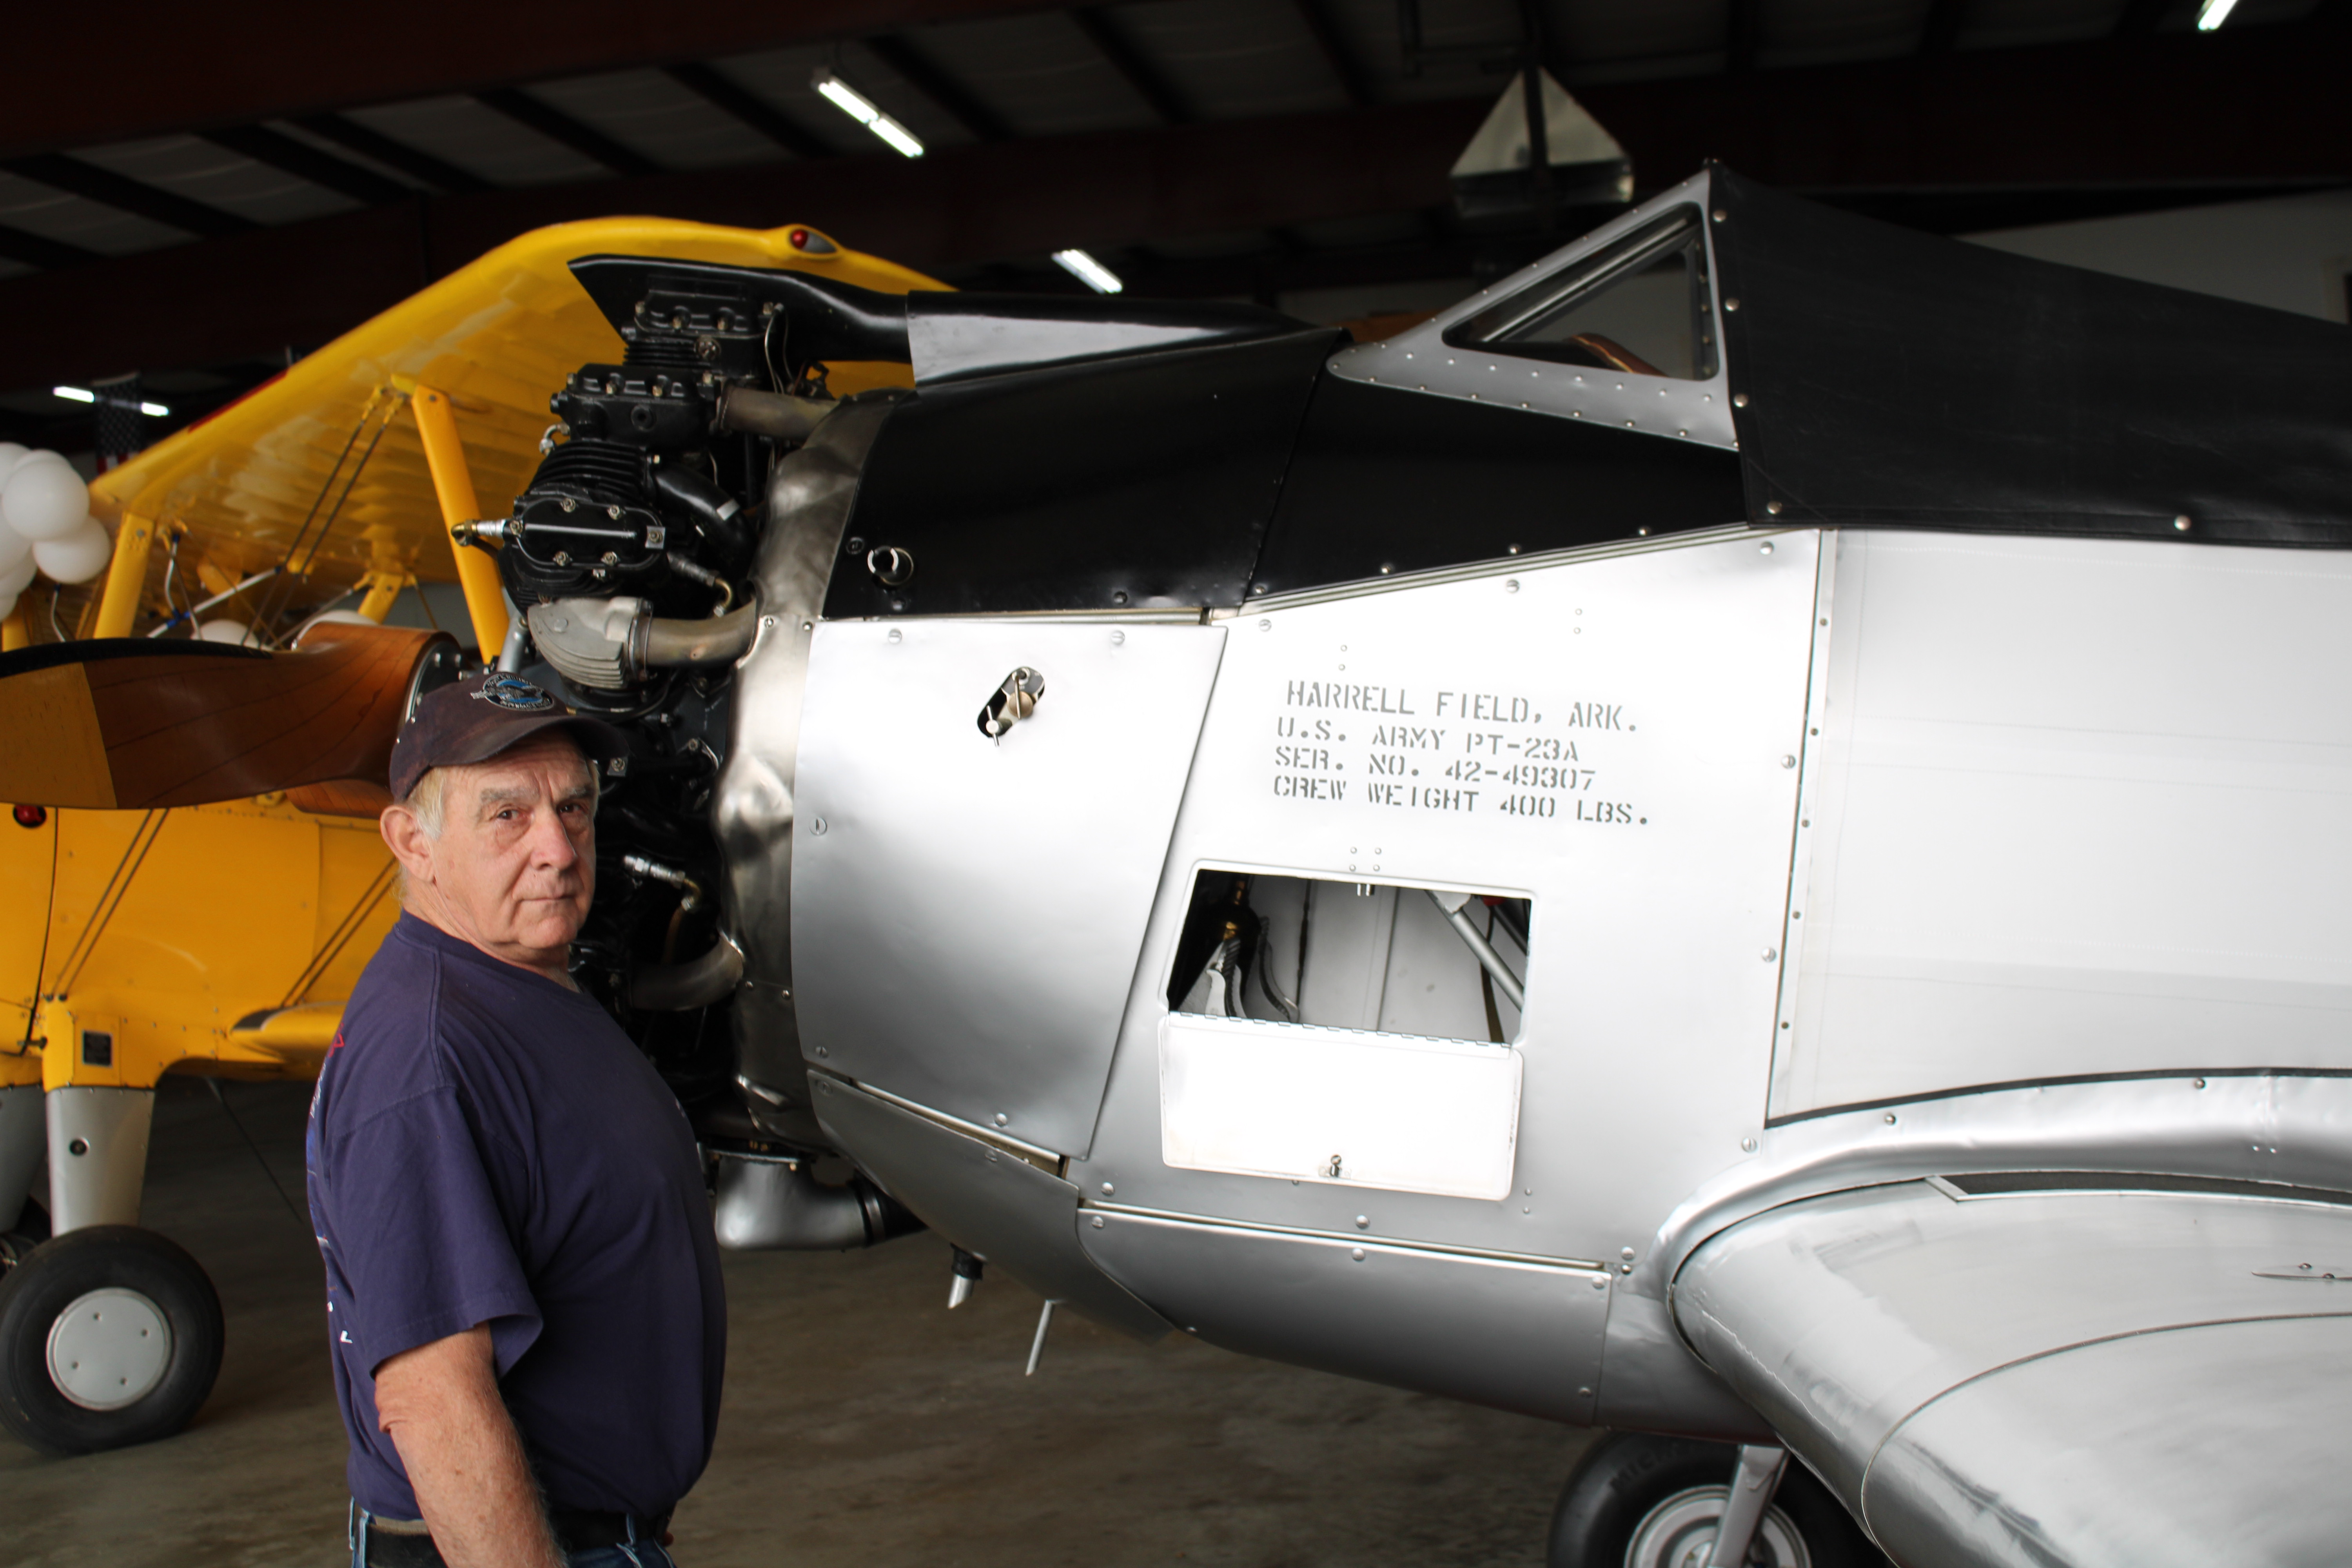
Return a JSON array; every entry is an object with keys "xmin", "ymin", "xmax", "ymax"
[{"xmin": 389, "ymin": 671, "xmax": 630, "ymax": 802}]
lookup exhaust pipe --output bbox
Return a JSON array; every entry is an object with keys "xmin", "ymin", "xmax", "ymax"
[
  {"xmin": 713, "ymin": 385, "xmax": 836, "ymax": 443},
  {"xmin": 710, "ymin": 1149, "xmax": 923, "ymax": 1250},
  {"xmin": 528, "ymin": 598, "xmax": 763, "ymax": 691},
  {"xmin": 629, "ymin": 931, "xmax": 744, "ymax": 1011},
  {"xmin": 636, "ymin": 601, "xmax": 760, "ymax": 670}
]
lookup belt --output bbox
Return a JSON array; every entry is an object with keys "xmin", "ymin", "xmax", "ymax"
[{"xmin": 355, "ymin": 1504, "xmax": 670, "ymax": 1565}]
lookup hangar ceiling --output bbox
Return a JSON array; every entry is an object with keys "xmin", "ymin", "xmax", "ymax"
[{"xmin": 2, "ymin": 0, "xmax": 2345, "ymax": 448}]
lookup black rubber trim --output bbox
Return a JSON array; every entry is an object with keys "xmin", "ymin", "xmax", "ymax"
[
  {"xmin": 1764, "ymin": 1066, "xmax": 2352, "ymax": 1127},
  {"xmin": 0, "ymin": 639, "xmax": 270, "ymax": 677},
  {"xmin": 568, "ymin": 254, "xmax": 912, "ymax": 366},
  {"xmin": 1939, "ymin": 1169, "xmax": 2352, "ymax": 1206},
  {"xmin": 1711, "ymin": 162, "xmax": 2352, "ymax": 549}
]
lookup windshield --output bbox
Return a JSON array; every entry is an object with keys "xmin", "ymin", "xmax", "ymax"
[{"xmin": 1445, "ymin": 206, "xmax": 1718, "ymax": 380}]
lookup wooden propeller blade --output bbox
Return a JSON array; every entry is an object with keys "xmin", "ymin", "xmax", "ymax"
[{"xmin": 0, "ymin": 623, "xmax": 455, "ymax": 809}]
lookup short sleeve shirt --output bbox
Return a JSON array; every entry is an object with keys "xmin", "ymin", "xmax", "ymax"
[{"xmin": 305, "ymin": 913, "xmax": 726, "ymax": 1519}]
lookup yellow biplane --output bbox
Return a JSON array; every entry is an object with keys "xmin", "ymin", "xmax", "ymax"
[{"xmin": 0, "ymin": 219, "xmax": 935, "ymax": 1454}]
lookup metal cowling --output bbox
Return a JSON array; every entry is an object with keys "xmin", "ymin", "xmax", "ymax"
[{"xmin": 628, "ymin": 931, "xmax": 744, "ymax": 1011}]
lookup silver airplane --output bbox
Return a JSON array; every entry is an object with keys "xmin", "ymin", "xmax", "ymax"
[{"xmin": 11, "ymin": 164, "xmax": 2352, "ymax": 1566}]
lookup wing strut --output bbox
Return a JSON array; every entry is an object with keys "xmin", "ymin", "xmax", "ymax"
[{"xmin": 412, "ymin": 385, "xmax": 513, "ymax": 661}]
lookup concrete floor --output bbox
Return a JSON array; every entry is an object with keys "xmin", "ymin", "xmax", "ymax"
[{"xmin": 4, "ymin": 1079, "xmax": 1591, "ymax": 1567}]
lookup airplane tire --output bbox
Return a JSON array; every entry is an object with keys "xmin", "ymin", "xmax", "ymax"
[
  {"xmin": 1548, "ymin": 1433, "xmax": 1887, "ymax": 1568},
  {"xmin": 0, "ymin": 1225, "xmax": 224, "ymax": 1456}
]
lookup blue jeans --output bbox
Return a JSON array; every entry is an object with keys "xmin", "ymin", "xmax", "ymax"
[
  {"xmin": 569, "ymin": 1545, "xmax": 677, "ymax": 1568},
  {"xmin": 350, "ymin": 1504, "xmax": 677, "ymax": 1567}
]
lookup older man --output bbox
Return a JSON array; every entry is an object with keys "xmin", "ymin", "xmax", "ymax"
[{"xmin": 306, "ymin": 672, "xmax": 725, "ymax": 1568}]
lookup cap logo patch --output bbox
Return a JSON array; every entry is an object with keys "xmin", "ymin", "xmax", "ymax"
[{"xmin": 472, "ymin": 673, "xmax": 558, "ymax": 712}]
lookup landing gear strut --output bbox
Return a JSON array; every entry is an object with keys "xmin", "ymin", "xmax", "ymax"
[{"xmin": 1547, "ymin": 1434, "xmax": 1887, "ymax": 1568}]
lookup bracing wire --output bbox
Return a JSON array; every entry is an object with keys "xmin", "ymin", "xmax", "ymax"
[{"xmin": 205, "ymin": 1080, "xmax": 310, "ymax": 1231}]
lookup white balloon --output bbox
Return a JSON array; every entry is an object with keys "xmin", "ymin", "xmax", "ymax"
[
  {"xmin": 2, "ymin": 459, "xmax": 90, "ymax": 542},
  {"xmin": 197, "ymin": 618, "xmax": 257, "ymax": 645},
  {"xmin": 0, "ymin": 442, "xmax": 25, "ymax": 479},
  {"xmin": 0, "ymin": 520, "xmax": 27, "ymax": 574},
  {"xmin": 0, "ymin": 552, "xmax": 34, "ymax": 597},
  {"xmin": 32, "ymin": 517, "xmax": 112, "ymax": 584}
]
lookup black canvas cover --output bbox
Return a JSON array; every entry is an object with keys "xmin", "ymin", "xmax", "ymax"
[{"xmin": 1710, "ymin": 167, "xmax": 2352, "ymax": 549}]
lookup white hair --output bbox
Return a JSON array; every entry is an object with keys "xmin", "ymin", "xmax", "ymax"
[
  {"xmin": 394, "ymin": 738, "xmax": 600, "ymax": 894},
  {"xmin": 405, "ymin": 765, "xmax": 452, "ymax": 839}
]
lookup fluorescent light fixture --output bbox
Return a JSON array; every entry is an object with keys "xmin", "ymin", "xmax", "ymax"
[
  {"xmin": 51, "ymin": 384, "xmax": 168, "ymax": 416},
  {"xmin": 2196, "ymin": 0, "xmax": 2239, "ymax": 28},
  {"xmin": 1052, "ymin": 249, "xmax": 1124, "ymax": 294},
  {"xmin": 810, "ymin": 69, "xmax": 924, "ymax": 158}
]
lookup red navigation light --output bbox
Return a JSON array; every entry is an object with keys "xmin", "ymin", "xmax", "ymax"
[
  {"xmin": 789, "ymin": 228, "xmax": 811, "ymax": 250},
  {"xmin": 12, "ymin": 804, "xmax": 46, "ymax": 828}
]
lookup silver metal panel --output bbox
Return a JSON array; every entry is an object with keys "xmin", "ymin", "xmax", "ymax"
[
  {"xmin": 1082, "ymin": 1210, "xmax": 1610, "ymax": 1423},
  {"xmin": 908, "ymin": 300, "xmax": 1267, "ymax": 385},
  {"xmin": 1862, "ymin": 1316, "xmax": 2352, "ymax": 1568},
  {"xmin": 1778, "ymin": 529, "xmax": 2352, "ymax": 1116},
  {"xmin": 1673, "ymin": 1179, "xmax": 2352, "ymax": 1510},
  {"xmin": 716, "ymin": 398, "xmax": 895, "ymax": 1103},
  {"xmin": 792, "ymin": 618, "xmax": 1227, "ymax": 1151},
  {"xmin": 1595, "ymin": 1290, "xmax": 1775, "ymax": 1443},
  {"xmin": 0, "ymin": 1083, "xmax": 43, "ymax": 1233},
  {"xmin": 45, "ymin": 1086, "xmax": 152, "ymax": 1232},
  {"xmin": 1327, "ymin": 171, "xmax": 1737, "ymax": 452},
  {"xmin": 1655, "ymin": 1074, "xmax": 2352, "ymax": 1297},
  {"xmin": 809, "ymin": 1076, "xmax": 1170, "ymax": 1342},
  {"xmin": 1765, "ymin": 533, "xmax": 1837, "ymax": 1104},
  {"xmin": 1156, "ymin": 1013, "xmax": 1522, "ymax": 1200},
  {"xmin": 1239, "ymin": 523, "xmax": 1759, "ymax": 616},
  {"xmin": 1079, "ymin": 531, "xmax": 1821, "ymax": 1272}
]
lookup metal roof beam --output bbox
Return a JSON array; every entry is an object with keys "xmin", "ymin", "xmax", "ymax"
[
  {"xmin": 201, "ymin": 124, "xmax": 418, "ymax": 206},
  {"xmin": 662, "ymin": 64, "xmax": 838, "ymax": 159},
  {"xmin": 0, "ymin": 98, "xmax": 1480, "ymax": 388},
  {"xmin": 292, "ymin": 114, "xmax": 493, "ymax": 195},
  {"xmin": 1918, "ymin": 0, "xmax": 1971, "ymax": 52},
  {"xmin": 1070, "ymin": 9, "xmax": 1193, "ymax": 125},
  {"xmin": 1, "ymin": 154, "xmax": 257, "ymax": 239},
  {"xmin": 1291, "ymin": 0, "xmax": 1375, "ymax": 108},
  {"xmin": 1598, "ymin": 9, "xmax": 2349, "ymax": 189},
  {"xmin": 862, "ymin": 34, "xmax": 1014, "ymax": 143},
  {"xmin": 474, "ymin": 89, "xmax": 662, "ymax": 178},
  {"xmin": 0, "ymin": 223, "xmax": 100, "ymax": 271},
  {"xmin": 0, "ymin": 1, "xmax": 1071, "ymax": 160},
  {"xmin": 1726, "ymin": 0, "xmax": 1766, "ymax": 74},
  {"xmin": 1121, "ymin": 233, "xmax": 1493, "ymax": 302},
  {"xmin": 1, "ymin": 11, "xmax": 2344, "ymax": 379}
]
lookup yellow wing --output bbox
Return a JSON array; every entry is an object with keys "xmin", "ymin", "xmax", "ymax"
[
  {"xmin": 83, "ymin": 219, "xmax": 941, "ymax": 643},
  {"xmin": 0, "ymin": 221, "xmax": 942, "ymax": 1090}
]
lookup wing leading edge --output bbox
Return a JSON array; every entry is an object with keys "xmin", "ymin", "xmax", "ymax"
[{"xmin": 1673, "ymin": 1178, "xmax": 2352, "ymax": 1566}]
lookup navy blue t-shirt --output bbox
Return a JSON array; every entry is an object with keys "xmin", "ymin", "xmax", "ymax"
[{"xmin": 305, "ymin": 913, "xmax": 726, "ymax": 1519}]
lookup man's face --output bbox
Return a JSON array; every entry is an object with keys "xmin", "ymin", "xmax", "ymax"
[{"xmin": 384, "ymin": 733, "xmax": 597, "ymax": 975}]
